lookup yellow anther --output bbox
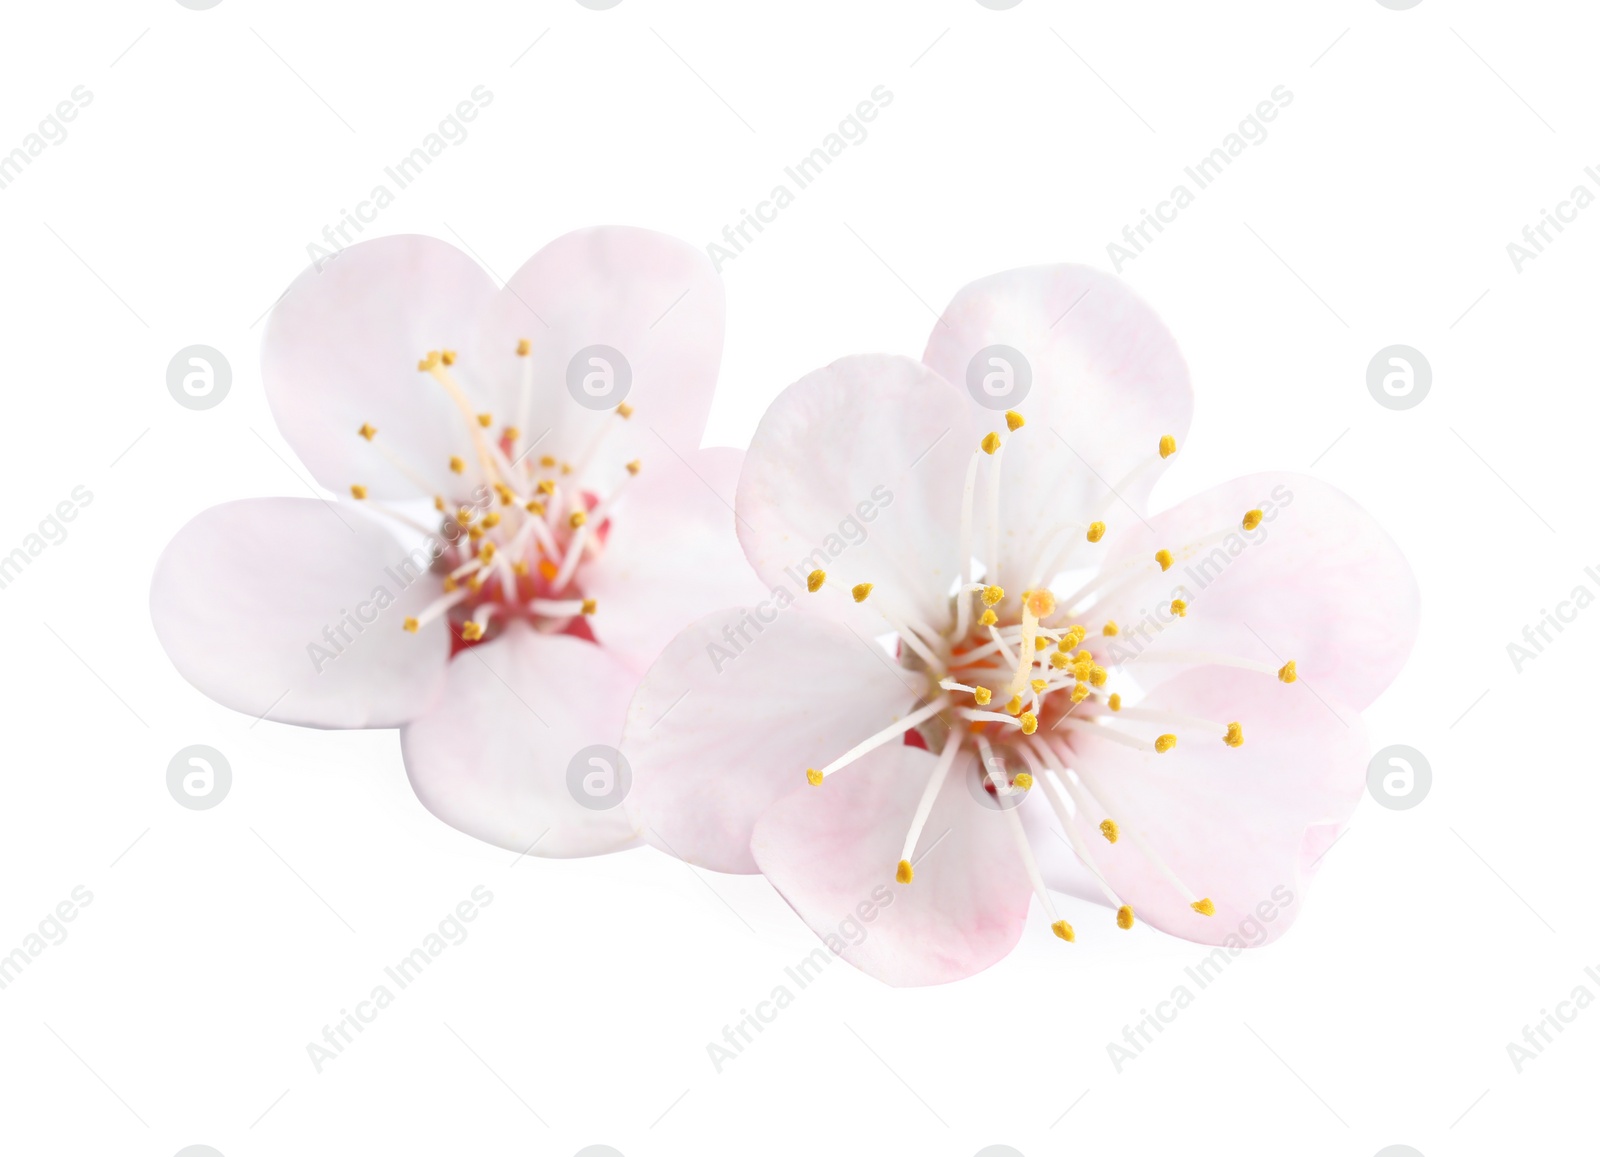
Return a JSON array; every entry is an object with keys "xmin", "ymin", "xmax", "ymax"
[
  {"xmin": 973, "ymin": 686, "xmax": 992, "ymax": 706},
  {"xmin": 569, "ymin": 511, "xmax": 588, "ymax": 529},
  {"xmin": 1155, "ymin": 549, "xmax": 1173, "ymax": 571},
  {"xmin": 981, "ymin": 585, "xmax": 1005, "ymax": 607},
  {"xmin": 1102, "ymin": 620, "xmax": 1119, "ymax": 636},
  {"xmin": 979, "ymin": 609, "xmax": 998, "ymax": 626},
  {"xmin": 525, "ymin": 500, "xmax": 546, "ymax": 516},
  {"xmin": 1059, "ymin": 625, "xmax": 1086, "ymax": 650},
  {"xmin": 537, "ymin": 559, "xmax": 558, "ymax": 581},
  {"xmin": 1224, "ymin": 722, "xmax": 1244, "ymax": 748},
  {"xmin": 1278, "ymin": 660, "xmax": 1298, "ymax": 684},
  {"xmin": 540, "ymin": 455, "xmax": 556, "ymax": 468},
  {"xmin": 440, "ymin": 350, "xmax": 457, "ymax": 366},
  {"xmin": 1025, "ymin": 589, "xmax": 1056, "ymax": 618},
  {"xmin": 1158, "ymin": 434, "xmax": 1177, "ymax": 458},
  {"xmin": 806, "ymin": 767, "xmax": 823, "ymax": 786},
  {"xmin": 1242, "ymin": 508, "xmax": 1263, "ymax": 531},
  {"xmin": 1076, "ymin": 649, "xmax": 1092, "ymax": 663},
  {"xmin": 1071, "ymin": 682, "xmax": 1090, "ymax": 703},
  {"xmin": 476, "ymin": 413, "xmax": 492, "ymax": 428},
  {"xmin": 851, "ymin": 583, "xmax": 873, "ymax": 603},
  {"xmin": 616, "ymin": 402, "xmax": 634, "ymax": 418},
  {"xmin": 536, "ymin": 479, "xmax": 556, "ymax": 495},
  {"xmin": 467, "ymin": 574, "xmax": 484, "ymax": 592},
  {"xmin": 560, "ymin": 462, "xmax": 572, "ymax": 475},
  {"xmin": 1019, "ymin": 714, "xmax": 1038, "ymax": 736},
  {"xmin": 442, "ymin": 576, "xmax": 458, "ymax": 593},
  {"xmin": 457, "ymin": 506, "xmax": 475, "ymax": 527},
  {"xmin": 433, "ymin": 496, "xmax": 446, "ymax": 512},
  {"xmin": 1049, "ymin": 652, "xmax": 1069, "ymax": 669},
  {"xmin": 402, "ymin": 617, "xmax": 419, "ymax": 633},
  {"xmin": 1089, "ymin": 665, "xmax": 1108, "ymax": 687},
  {"xmin": 460, "ymin": 620, "xmax": 484, "ymax": 641},
  {"xmin": 482, "ymin": 511, "xmax": 501, "ymax": 529},
  {"xmin": 516, "ymin": 338, "xmax": 531, "ymax": 356},
  {"xmin": 1099, "ymin": 818, "xmax": 1119, "ymax": 843},
  {"xmin": 895, "ymin": 859, "xmax": 914, "ymax": 884},
  {"xmin": 1004, "ymin": 409, "xmax": 1025, "ymax": 431},
  {"xmin": 626, "ymin": 459, "xmax": 641, "ymax": 475},
  {"xmin": 581, "ymin": 598, "xmax": 597, "ymax": 615},
  {"xmin": 1108, "ymin": 692, "xmax": 1122, "ymax": 711},
  {"xmin": 1013, "ymin": 772, "xmax": 1034, "ymax": 791},
  {"xmin": 448, "ymin": 456, "xmax": 465, "ymax": 474},
  {"xmin": 1087, "ymin": 521, "xmax": 1105, "ymax": 543},
  {"xmin": 1117, "ymin": 905, "xmax": 1135, "ymax": 930},
  {"xmin": 467, "ymin": 526, "xmax": 483, "ymax": 542},
  {"xmin": 478, "ymin": 542, "xmax": 496, "ymax": 563},
  {"xmin": 349, "ymin": 484, "xmax": 367, "ymax": 500},
  {"xmin": 358, "ymin": 423, "xmax": 377, "ymax": 441},
  {"xmin": 1192, "ymin": 898, "xmax": 1216, "ymax": 917},
  {"xmin": 806, "ymin": 569, "xmax": 826, "ymax": 593},
  {"xmin": 980, "ymin": 431, "xmax": 1002, "ymax": 455},
  {"xmin": 1154, "ymin": 733, "xmax": 1177, "ymax": 753},
  {"xmin": 1170, "ymin": 598, "xmax": 1187, "ymax": 617},
  {"xmin": 1051, "ymin": 919, "xmax": 1076, "ymax": 943},
  {"xmin": 1034, "ymin": 636, "xmax": 1050, "ymax": 651},
  {"xmin": 417, "ymin": 350, "xmax": 441, "ymax": 371},
  {"xmin": 503, "ymin": 426, "xmax": 520, "ymax": 442},
  {"xmin": 1004, "ymin": 696, "xmax": 1022, "ymax": 716},
  {"xmin": 512, "ymin": 560, "xmax": 529, "ymax": 576},
  {"xmin": 1030, "ymin": 678, "xmax": 1048, "ymax": 693}
]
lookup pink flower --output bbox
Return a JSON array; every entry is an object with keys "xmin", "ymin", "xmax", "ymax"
[
  {"xmin": 151, "ymin": 228, "xmax": 763, "ymax": 856},
  {"xmin": 622, "ymin": 265, "xmax": 1419, "ymax": 985}
]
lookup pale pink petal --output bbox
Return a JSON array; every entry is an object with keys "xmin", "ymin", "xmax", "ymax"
[
  {"xmin": 622, "ymin": 606, "xmax": 919, "ymax": 873},
  {"xmin": 263, "ymin": 235, "xmax": 495, "ymax": 501},
  {"xmin": 1058, "ymin": 666, "xmax": 1368, "ymax": 947},
  {"xmin": 580, "ymin": 446, "xmax": 768, "ymax": 673},
  {"xmin": 750, "ymin": 748, "xmax": 1033, "ymax": 987},
  {"xmin": 734, "ymin": 354, "xmax": 974, "ymax": 633},
  {"xmin": 150, "ymin": 499, "xmax": 450, "ymax": 728},
  {"xmin": 921, "ymin": 265, "xmax": 1193, "ymax": 588},
  {"xmin": 1090, "ymin": 472, "xmax": 1419, "ymax": 711},
  {"xmin": 400, "ymin": 623, "xmax": 639, "ymax": 858},
  {"xmin": 470, "ymin": 226, "xmax": 724, "ymax": 476}
]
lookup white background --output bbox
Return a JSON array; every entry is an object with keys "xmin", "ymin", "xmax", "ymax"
[{"xmin": 1, "ymin": 1, "xmax": 1595, "ymax": 1155}]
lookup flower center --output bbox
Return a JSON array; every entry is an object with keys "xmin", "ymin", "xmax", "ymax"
[
  {"xmin": 799, "ymin": 410, "xmax": 1294, "ymax": 942},
  {"xmin": 345, "ymin": 341, "xmax": 640, "ymax": 651}
]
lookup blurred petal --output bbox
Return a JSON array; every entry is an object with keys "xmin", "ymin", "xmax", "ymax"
[
  {"xmin": 581, "ymin": 446, "xmax": 767, "ymax": 672},
  {"xmin": 150, "ymin": 499, "xmax": 450, "ymax": 728},
  {"xmin": 471, "ymin": 226, "xmax": 725, "ymax": 476},
  {"xmin": 263, "ymin": 235, "xmax": 495, "ymax": 500},
  {"xmin": 622, "ymin": 606, "xmax": 918, "ymax": 873},
  {"xmin": 1091, "ymin": 472, "xmax": 1419, "ymax": 710},
  {"xmin": 735, "ymin": 354, "xmax": 974, "ymax": 633},
  {"xmin": 1058, "ymin": 666, "xmax": 1368, "ymax": 947},
  {"xmin": 922, "ymin": 265, "xmax": 1193, "ymax": 588},
  {"xmin": 751, "ymin": 747, "xmax": 1033, "ymax": 987},
  {"xmin": 400, "ymin": 624, "xmax": 639, "ymax": 857}
]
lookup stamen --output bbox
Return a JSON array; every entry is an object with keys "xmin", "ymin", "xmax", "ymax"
[
  {"xmin": 851, "ymin": 582, "xmax": 874, "ymax": 603},
  {"xmin": 954, "ymin": 452, "xmax": 984, "ymax": 639},
  {"xmin": 807, "ymin": 569, "xmax": 826, "ymax": 593},
  {"xmin": 1278, "ymin": 660, "xmax": 1297, "ymax": 683},
  {"xmin": 1154, "ymin": 734, "xmax": 1177, "ymax": 753},
  {"xmin": 805, "ymin": 697, "xmax": 950, "ymax": 784},
  {"xmin": 897, "ymin": 735, "xmax": 964, "ymax": 877},
  {"xmin": 1242, "ymin": 508, "xmax": 1263, "ymax": 530},
  {"xmin": 975, "ymin": 735, "xmax": 1066, "ymax": 940},
  {"xmin": 1005, "ymin": 409, "xmax": 1025, "ymax": 431},
  {"xmin": 1159, "ymin": 434, "xmax": 1177, "ymax": 458},
  {"xmin": 349, "ymin": 485, "xmax": 368, "ymax": 500}
]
